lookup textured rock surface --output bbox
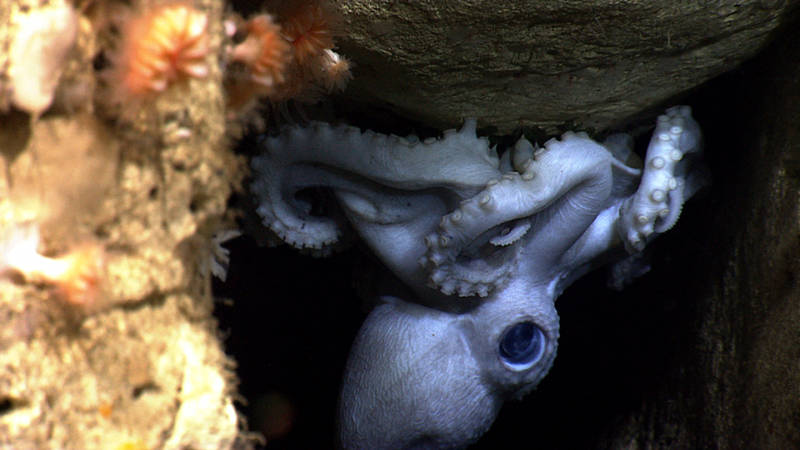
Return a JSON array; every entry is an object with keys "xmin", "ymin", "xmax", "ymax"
[
  {"xmin": 601, "ymin": 17, "xmax": 800, "ymax": 449},
  {"xmin": 0, "ymin": 0, "xmax": 245, "ymax": 448},
  {"xmin": 332, "ymin": 0, "xmax": 796, "ymax": 134}
]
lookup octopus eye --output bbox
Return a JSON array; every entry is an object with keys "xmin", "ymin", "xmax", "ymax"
[{"xmin": 498, "ymin": 321, "xmax": 545, "ymax": 369}]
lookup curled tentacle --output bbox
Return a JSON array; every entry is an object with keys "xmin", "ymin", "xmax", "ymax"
[
  {"xmin": 421, "ymin": 130, "xmax": 629, "ymax": 297},
  {"xmin": 251, "ymin": 119, "xmax": 500, "ymax": 252},
  {"xmin": 618, "ymin": 106, "xmax": 704, "ymax": 251},
  {"xmin": 419, "ymin": 145, "xmax": 543, "ymax": 298},
  {"xmin": 420, "ymin": 172, "xmax": 536, "ymax": 297}
]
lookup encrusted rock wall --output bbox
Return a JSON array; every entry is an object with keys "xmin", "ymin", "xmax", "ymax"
[
  {"xmin": 0, "ymin": 0, "xmax": 245, "ymax": 448},
  {"xmin": 332, "ymin": 0, "xmax": 796, "ymax": 134}
]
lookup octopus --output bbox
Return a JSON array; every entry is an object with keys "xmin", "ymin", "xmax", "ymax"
[{"xmin": 250, "ymin": 106, "xmax": 706, "ymax": 448}]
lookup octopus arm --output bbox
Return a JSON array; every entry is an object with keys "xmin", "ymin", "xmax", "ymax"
[
  {"xmin": 422, "ymin": 132, "xmax": 623, "ymax": 297},
  {"xmin": 617, "ymin": 106, "xmax": 705, "ymax": 251},
  {"xmin": 251, "ymin": 120, "xmax": 501, "ymax": 252}
]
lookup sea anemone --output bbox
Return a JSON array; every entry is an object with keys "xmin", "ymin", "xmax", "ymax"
[
  {"xmin": 318, "ymin": 49, "xmax": 352, "ymax": 93},
  {"xmin": 0, "ymin": 223, "xmax": 105, "ymax": 306},
  {"xmin": 223, "ymin": 2, "xmax": 351, "ymax": 123},
  {"xmin": 112, "ymin": 2, "xmax": 210, "ymax": 97},
  {"xmin": 279, "ymin": 2, "xmax": 335, "ymax": 66},
  {"xmin": 230, "ymin": 14, "xmax": 290, "ymax": 92}
]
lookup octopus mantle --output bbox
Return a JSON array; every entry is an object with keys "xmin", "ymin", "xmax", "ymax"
[{"xmin": 251, "ymin": 106, "xmax": 705, "ymax": 449}]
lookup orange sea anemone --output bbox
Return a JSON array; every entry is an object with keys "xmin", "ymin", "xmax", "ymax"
[
  {"xmin": 114, "ymin": 2, "xmax": 210, "ymax": 97},
  {"xmin": 230, "ymin": 14, "xmax": 290, "ymax": 92},
  {"xmin": 279, "ymin": 3, "xmax": 335, "ymax": 66},
  {"xmin": 318, "ymin": 49, "xmax": 351, "ymax": 93},
  {"xmin": 47, "ymin": 244, "xmax": 105, "ymax": 307},
  {"xmin": 0, "ymin": 223, "xmax": 105, "ymax": 306},
  {"xmin": 223, "ymin": 2, "xmax": 351, "ymax": 121}
]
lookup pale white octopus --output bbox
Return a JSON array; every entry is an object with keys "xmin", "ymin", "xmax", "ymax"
[{"xmin": 251, "ymin": 106, "xmax": 705, "ymax": 449}]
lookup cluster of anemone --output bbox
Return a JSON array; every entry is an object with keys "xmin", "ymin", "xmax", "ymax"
[
  {"xmin": 100, "ymin": 0, "xmax": 350, "ymax": 122},
  {"xmin": 224, "ymin": 1, "xmax": 352, "ymax": 118},
  {"xmin": 0, "ymin": 1, "xmax": 352, "ymax": 309}
]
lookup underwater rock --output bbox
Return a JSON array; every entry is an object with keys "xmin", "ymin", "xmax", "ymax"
[
  {"xmin": 0, "ymin": 0, "xmax": 245, "ymax": 448},
  {"xmin": 332, "ymin": 0, "xmax": 794, "ymax": 134},
  {"xmin": 597, "ymin": 16, "xmax": 800, "ymax": 449}
]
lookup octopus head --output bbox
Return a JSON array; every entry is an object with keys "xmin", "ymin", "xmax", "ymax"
[{"xmin": 338, "ymin": 279, "xmax": 559, "ymax": 449}]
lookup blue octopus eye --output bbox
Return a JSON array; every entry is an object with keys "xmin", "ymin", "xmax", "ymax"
[{"xmin": 499, "ymin": 322, "xmax": 545, "ymax": 368}]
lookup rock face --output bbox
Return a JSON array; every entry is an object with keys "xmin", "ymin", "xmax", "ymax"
[
  {"xmin": 0, "ymin": 1, "xmax": 245, "ymax": 448},
  {"xmin": 332, "ymin": 0, "xmax": 795, "ymax": 134},
  {"xmin": 600, "ymin": 17, "xmax": 800, "ymax": 449}
]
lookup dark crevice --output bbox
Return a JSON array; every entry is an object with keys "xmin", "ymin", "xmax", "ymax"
[{"xmin": 0, "ymin": 396, "xmax": 25, "ymax": 415}]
